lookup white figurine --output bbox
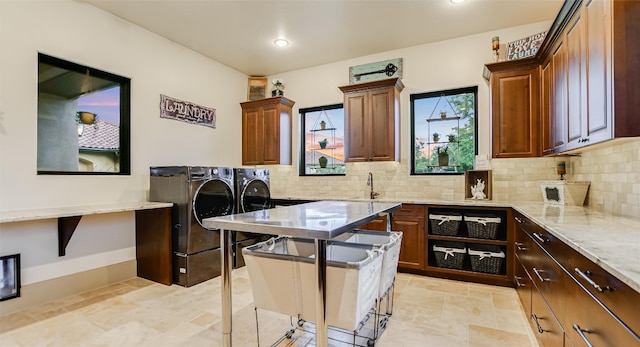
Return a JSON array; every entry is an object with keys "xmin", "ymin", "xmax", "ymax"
[{"xmin": 471, "ymin": 178, "xmax": 487, "ymax": 199}]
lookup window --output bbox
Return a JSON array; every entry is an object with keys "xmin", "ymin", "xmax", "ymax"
[
  {"xmin": 411, "ymin": 86, "xmax": 477, "ymax": 175},
  {"xmin": 37, "ymin": 53, "xmax": 131, "ymax": 174},
  {"xmin": 299, "ymin": 104, "xmax": 346, "ymax": 176}
]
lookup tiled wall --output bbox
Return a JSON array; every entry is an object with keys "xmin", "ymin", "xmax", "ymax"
[
  {"xmin": 268, "ymin": 138, "xmax": 640, "ymax": 218},
  {"xmin": 569, "ymin": 138, "xmax": 640, "ymax": 218}
]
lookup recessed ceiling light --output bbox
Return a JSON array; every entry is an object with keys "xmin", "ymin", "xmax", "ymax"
[
  {"xmin": 450, "ymin": 0, "xmax": 466, "ymax": 3},
  {"xmin": 274, "ymin": 39, "xmax": 289, "ymax": 47}
]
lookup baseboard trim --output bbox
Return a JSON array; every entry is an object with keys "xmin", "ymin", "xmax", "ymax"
[{"xmin": 0, "ymin": 260, "xmax": 136, "ymax": 316}]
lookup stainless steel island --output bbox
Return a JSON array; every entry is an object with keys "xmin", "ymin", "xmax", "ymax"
[{"xmin": 202, "ymin": 200, "xmax": 401, "ymax": 347}]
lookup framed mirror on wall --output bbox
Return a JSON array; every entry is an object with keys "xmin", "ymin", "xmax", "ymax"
[{"xmin": 37, "ymin": 53, "xmax": 131, "ymax": 175}]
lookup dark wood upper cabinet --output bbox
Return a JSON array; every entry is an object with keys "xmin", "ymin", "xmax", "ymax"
[
  {"xmin": 240, "ymin": 96, "xmax": 294, "ymax": 165},
  {"xmin": 339, "ymin": 78, "xmax": 404, "ymax": 162},
  {"xmin": 487, "ymin": 0, "xmax": 640, "ymax": 156},
  {"xmin": 487, "ymin": 61, "xmax": 540, "ymax": 158}
]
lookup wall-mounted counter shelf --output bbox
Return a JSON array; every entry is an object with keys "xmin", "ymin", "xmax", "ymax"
[{"xmin": 0, "ymin": 202, "xmax": 172, "ymax": 257}]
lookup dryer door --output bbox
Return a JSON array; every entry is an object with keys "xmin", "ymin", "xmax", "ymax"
[
  {"xmin": 240, "ymin": 180, "xmax": 271, "ymax": 213},
  {"xmin": 193, "ymin": 179, "xmax": 234, "ymax": 228}
]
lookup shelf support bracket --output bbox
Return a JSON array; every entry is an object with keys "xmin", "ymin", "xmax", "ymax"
[{"xmin": 58, "ymin": 215, "xmax": 82, "ymax": 256}]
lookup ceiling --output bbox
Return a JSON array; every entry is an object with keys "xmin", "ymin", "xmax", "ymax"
[{"xmin": 84, "ymin": 0, "xmax": 563, "ymax": 76}]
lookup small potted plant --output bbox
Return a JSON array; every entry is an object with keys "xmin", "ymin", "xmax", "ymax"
[
  {"xmin": 437, "ymin": 146, "xmax": 449, "ymax": 166},
  {"xmin": 318, "ymin": 156, "xmax": 328, "ymax": 168},
  {"xmin": 432, "ymin": 132, "xmax": 440, "ymax": 143},
  {"xmin": 318, "ymin": 138, "xmax": 328, "ymax": 149},
  {"xmin": 448, "ymin": 134, "xmax": 456, "ymax": 143},
  {"xmin": 320, "ymin": 120, "xmax": 326, "ymax": 130},
  {"xmin": 271, "ymin": 78, "xmax": 285, "ymax": 96}
]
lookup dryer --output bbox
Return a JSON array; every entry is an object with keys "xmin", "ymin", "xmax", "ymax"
[
  {"xmin": 149, "ymin": 166, "xmax": 234, "ymax": 287},
  {"xmin": 233, "ymin": 168, "xmax": 272, "ymax": 267}
]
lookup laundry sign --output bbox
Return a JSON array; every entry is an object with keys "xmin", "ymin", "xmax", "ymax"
[
  {"xmin": 506, "ymin": 31, "xmax": 546, "ymax": 61},
  {"xmin": 160, "ymin": 94, "xmax": 216, "ymax": 128}
]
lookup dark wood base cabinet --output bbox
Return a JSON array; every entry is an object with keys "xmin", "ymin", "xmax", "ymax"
[
  {"xmin": 514, "ymin": 211, "xmax": 640, "ymax": 347},
  {"xmin": 135, "ymin": 207, "xmax": 173, "ymax": 285}
]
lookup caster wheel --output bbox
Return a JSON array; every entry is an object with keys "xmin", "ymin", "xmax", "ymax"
[
  {"xmin": 285, "ymin": 329, "xmax": 295, "ymax": 339},
  {"xmin": 297, "ymin": 319, "xmax": 305, "ymax": 327},
  {"xmin": 367, "ymin": 339, "xmax": 375, "ymax": 347}
]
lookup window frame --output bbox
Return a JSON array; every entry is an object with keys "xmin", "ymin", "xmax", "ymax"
[
  {"xmin": 410, "ymin": 86, "xmax": 478, "ymax": 175},
  {"xmin": 37, "ymin": 53, "xmax": 131, "ymax": 175},
  {"xmin": 298, "ymin": 103, "xmax": 346, "ymax": 177}
]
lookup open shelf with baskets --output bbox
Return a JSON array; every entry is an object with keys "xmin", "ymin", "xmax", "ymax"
[{"xmin": 424, "ymin": 205, "xmax": 513, "ymax": 287}]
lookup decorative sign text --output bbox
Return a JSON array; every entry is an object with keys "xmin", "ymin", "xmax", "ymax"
[
  {"xmin": 506, "ymin": 31, "xmax": 546, "ymax": 61},
  {"xmin": 160, "ymin": 94, "xmax": 216, "ymax": 128}
]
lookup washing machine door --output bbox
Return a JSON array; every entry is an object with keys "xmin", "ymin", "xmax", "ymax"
[
  {"xmin": 240, "ymin": 180, "xmax": 271, "ymax": 213},
  {"xmin": 193, "ymin": 179, "xmax": 234, "ymax": 228}
]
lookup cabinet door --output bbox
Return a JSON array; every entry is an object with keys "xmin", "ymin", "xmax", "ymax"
[
  {"xmin": 393, "ymin": 216, "xmax": 425, "ymax": 270},
  {"xmin": 359, "ymin": 215, "xmax": 387, "ymax": 231},
  {"xmin": 584, "ymin": 0, "xmax": 613, "ymax": 144},
  {"xmin": 242, "ymin": 107, "xmax": 263, "ymax": 165},
  {"xmin": 369, "ymin": 88, "xmax": 395, "ymax": 161},
  {"xmin": 262, "ymin": 104, "xmax": 280, "ymax": 165},
  {"xmin": 491, "ymin": 68, "xmax": 540, "ymax": 158},
  {"xmin": 552, "ymin": 42, "xmax": 568, "ymax": 151},
  {"xmin": 344, "ymin": 91, "xmax": 368, "ymax": 162},
  {"xmin": 541, "ymin": 60, "xmax": 554, "ymax": 155},
  {"xmin": 566, "ymin": 11, "xmax": 587, "ymax": 149}
]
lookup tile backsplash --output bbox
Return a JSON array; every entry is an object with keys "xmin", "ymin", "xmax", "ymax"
[{"xmin": 267, "ymin": 138, "xmax": 640, "ymax": 219}]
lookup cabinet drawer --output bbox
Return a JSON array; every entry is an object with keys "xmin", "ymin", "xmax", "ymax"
[
  {"xmin": 530, "ymin": 282, "xmax": 565, "ymax": 347},
  {"xmin": 514, "ymin": 213, "xmax": 568, "ymax": 266},
  {"xmin": 514, "ymin": 259, "xmax": 532, "ymax": 318},
  {"xmin": 523, "ymin": 232, "xmax": 571, "ymax": 326},
  {"xmin": 393, "ymin": 204, "xmax": 425, "ymax": 217},
  {"xmin": 564, "ymin": 275, "xmax": 640, "ymax": 347},
  {"xmin": 565, "ymin": 247, "xmax": 640, "ymax": 336}
]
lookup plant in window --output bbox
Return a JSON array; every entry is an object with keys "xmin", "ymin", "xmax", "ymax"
[
  {"xmin": 437, "ymin": 145, "xmax": 449, "ymax": 166},
  {"xmin": 448, "ymin": 134, "xmax": 456, "ymax": 143},
  {"xmin": 433, "ymin": 132, "xmax": 440, "ymax": 143},
  {"xmin": 318, "ymin": 138, "xmax": 328, "ymax": 149}
]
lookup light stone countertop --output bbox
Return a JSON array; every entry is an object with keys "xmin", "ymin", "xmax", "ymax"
[
  {"xmin": 0, "ymin": 201, "xmax": 173, "ymax": 223},
  {"xmin": 273, "ymin": 195, "xmax": 640, "ymax": 293}
]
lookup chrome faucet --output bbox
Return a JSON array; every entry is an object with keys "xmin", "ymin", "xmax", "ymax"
[{"xmin": 367, "ymin": 172, "xmax": 380, "ymax": 199}]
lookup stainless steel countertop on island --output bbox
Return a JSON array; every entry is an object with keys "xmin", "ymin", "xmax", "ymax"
[{"xmin": 202, "ymin": 200, "xmax": 401, "ymax": 239}]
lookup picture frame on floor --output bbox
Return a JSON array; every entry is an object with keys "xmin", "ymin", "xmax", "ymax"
[{"xmin": 0, "ymin": 253, "xmax": 20, "ymax": 301}]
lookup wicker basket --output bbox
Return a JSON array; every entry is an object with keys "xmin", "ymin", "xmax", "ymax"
[
  {"xmin": 468, "ymin": 245, "xmax": 504, "ymax": 274},
  {"xmin": 464, "ymin": 215, "xmax": 501, "ymax": 239},
  {"xmin": 433, "ymin": 241, "xmax": 466, "ymax": 269},
  {"xmin": 429, "ymin": 214, "xmax": 462, "ymax": 236}
]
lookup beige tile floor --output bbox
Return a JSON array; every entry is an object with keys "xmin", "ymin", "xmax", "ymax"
[{"xmin": 0, "ymin": 268, "xmax": 539, "ymax": 347}]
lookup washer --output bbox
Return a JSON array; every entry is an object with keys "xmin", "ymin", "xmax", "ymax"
[
  {"xmin": 233, "ymin": 168, "xmax": 272, "ymax": 267},
  {"xmin": 149, "ymin": 166, "xmax": 234, "ymax": 287}
]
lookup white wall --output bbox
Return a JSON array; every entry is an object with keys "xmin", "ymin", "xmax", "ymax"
[{"xmin": 0, "ymin": 1, "xmax": 246, "ymax": 285}]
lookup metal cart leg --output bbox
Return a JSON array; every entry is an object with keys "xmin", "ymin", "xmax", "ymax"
[
  {"xmin": 222, "ymin": 229, "xmax": 233, "ymax": 347},
  {"xmin": 315, "ymin": 239, "xmax": 328, "ymax": 347}
]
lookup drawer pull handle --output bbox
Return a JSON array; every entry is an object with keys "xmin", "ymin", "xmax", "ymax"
[
  {"xmin": 514, "ymin": 276, "xmax": 526, "ymax": 287},
  {"xmin": 533, "ymin": 267, "xmax": 549, "ymax": 282},
  {"xmin": 533, "ymin": 232, "xmax": 547, "ymax": 243},
  {"xmin": 515, "ymin": 242, "xmax": 527, "ymax": 251},
  {"xmin": 515, "ymin": 216, "xmax": 525, "ymax": 224},
  {"xmin": 573, "ymin": 324, "xmax": 594, "ymax": 347},
  {"xmin": 574, "ymin": 268, "xmax": 612, "ymax": 293},
  {"xmin": 531, "ymin": 314, "xmax": 548, "ymax": 334}
]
